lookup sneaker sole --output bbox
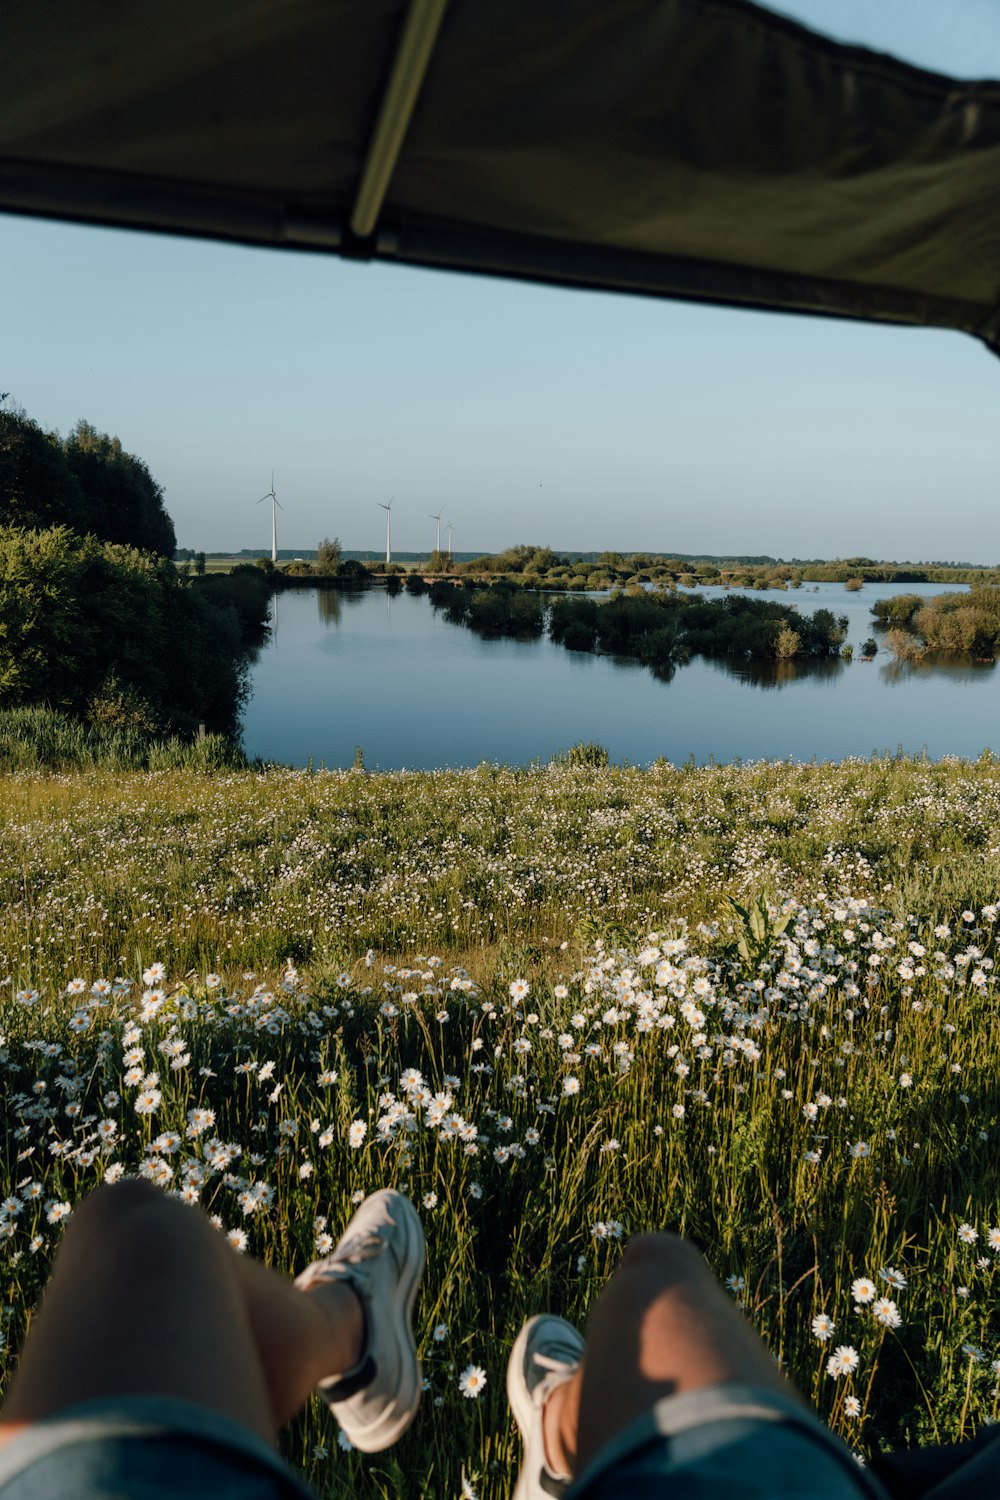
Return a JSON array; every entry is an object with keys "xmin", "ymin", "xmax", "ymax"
[
  {"xmin": 343, "ymin": 1191, "xmax": 426, "ymax": 1453},
  {"xmin": 506, "ymin": 1315, "xmax": 544, "ymax": 1500}
]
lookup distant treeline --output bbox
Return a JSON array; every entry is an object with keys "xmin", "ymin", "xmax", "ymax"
[
  {"xmin": 442, "ymin": 545, "xmax": 1000, "ymax": 590},
  {"xmin": 299, "ymin": 544, "xmax": 993, "ymax": 592},
  {"xmin": 179, "ymin": 545, "xmax": 995, "ymax": 577},
  {"xmin": 1, "ymin": 401, "xmax": 273, "ymax": 743},
  {"xmin": 175, "ymin": 539, "xmax": 1000, "ymax": 621}
]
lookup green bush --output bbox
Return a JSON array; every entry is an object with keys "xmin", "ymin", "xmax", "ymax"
[{"xmin": 0, "ymin": 525, "xmax": 268, "ymax": 736}]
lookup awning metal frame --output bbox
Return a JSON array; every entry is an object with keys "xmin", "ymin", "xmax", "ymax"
[{"xmin": 348, "ymin": 0, "xmax": 451, "ymax": 241}]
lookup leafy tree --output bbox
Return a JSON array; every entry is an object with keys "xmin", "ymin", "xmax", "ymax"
[
  {"xmin": 0, "ymin": 406, "xmax": 176, "ymax": 556},
  {"xmin": 315, "ymin": 536, "xmax": 342, "ymax": 573},
  {"xmin": 63, "ymin": 419, "xmax": 176, "ymax": 556},
  {"xmin": 0, "ymin": 407, "xmax": 88, "ymax": 533},
  {"xmin": 0, "ymin": 525, "xmax": 91, "ymax": 706}
]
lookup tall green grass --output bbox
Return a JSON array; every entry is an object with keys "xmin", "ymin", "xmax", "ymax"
[{"xmin": 0, "ymin": 706, "xmax": 249, "ymax": 772}]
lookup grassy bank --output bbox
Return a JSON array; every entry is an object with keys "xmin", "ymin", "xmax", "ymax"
[
  {"xmin": 0, "ymin": 756, "xmax": 998, "ymax": 1496},
  {"xmin": 0, "ymin": 706, "xmax": 251, "ymax": 772}
]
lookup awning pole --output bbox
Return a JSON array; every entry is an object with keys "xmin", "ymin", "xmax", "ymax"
[{"xmin": 349, "ymin": 0, "xmax": 451, "ymax": 240}]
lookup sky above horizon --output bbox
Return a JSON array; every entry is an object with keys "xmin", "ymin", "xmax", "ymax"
[{"xmin": 4, "ymin": 1, "xmax": 999, "ymax": 564}]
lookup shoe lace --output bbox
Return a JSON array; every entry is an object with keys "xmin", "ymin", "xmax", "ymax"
[
  {"xmin": 334, "ymin": 1225, "xmax": 388, "ymax": 1267},
  {"xmin": 304, "ymin": 1224, "xmax": 389, "ymax": 1290}
]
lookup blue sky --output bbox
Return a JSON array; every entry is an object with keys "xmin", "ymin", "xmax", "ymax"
[{"xmin": 4, "ymin": 1, "xmax": 999, "ymax": 562}]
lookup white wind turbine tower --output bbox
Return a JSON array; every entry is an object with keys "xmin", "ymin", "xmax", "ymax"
[
  {"xmin": 257, "ymin": 471, "xmax": 282, "ymax": 562},
  {"xmin": 430, "ymin": 508, "xmax": 443, "ymax": 556},
  {"xmin": 446, "ymin": 520, "xmax": 454, "ymax": 561},
  {"xmin": 377, "ymin": 495, "xmax": 395, "ymax": 564}
]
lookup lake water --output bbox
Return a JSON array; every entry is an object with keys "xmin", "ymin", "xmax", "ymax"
[{"xmin": 241, "ymin": 582, "xmax": 998, "ymax": 768}]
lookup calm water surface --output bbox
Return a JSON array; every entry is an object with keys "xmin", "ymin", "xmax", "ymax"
[{"xmin": 241, "ymin": 582, "xmax": 998, "ymax": 768}]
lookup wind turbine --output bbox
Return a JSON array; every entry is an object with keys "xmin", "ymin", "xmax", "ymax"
[
  {"xmin": 446, "ymin": 520, "xmax": 454, "ymax": 561},
  {"xmin": 378, "ymin": 495, "xmax": 394, "ymax": 565},
  {"xmin": 430, "ymin": 508, "xmax": 443, "ymax": 556},
  {"xmin": 257, "ymin": 471, "xmax": 282, "ymax": 563}
]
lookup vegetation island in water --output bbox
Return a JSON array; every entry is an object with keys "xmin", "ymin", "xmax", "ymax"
[{"xmin": 3, "ymin": 401, "xmax": 1000, "ymax": 768}]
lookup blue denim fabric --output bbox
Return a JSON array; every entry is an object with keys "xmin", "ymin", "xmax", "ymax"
[
  {"xmin": 0, "ymin": 1395, "xmax": 316, "ymax": 1500},
  {"xmin": 567, "ymin": 1383, "xmax": 890, "ymax": 1500}
]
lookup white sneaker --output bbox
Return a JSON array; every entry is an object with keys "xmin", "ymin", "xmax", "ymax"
[
  {"xmin": 296, "ymin": 1189, "xmax": 425, "ymax": 1453},
  {"xmin": 507, "ymin": 1314, "xmax": 584, "ymax": 1500}
]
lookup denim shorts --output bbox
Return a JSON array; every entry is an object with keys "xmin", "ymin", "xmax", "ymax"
[
  {"xmin": 567, "ymin": 1383, "xmax": 890, "ymax": 1500},
  {"xmin": 0, "ymin": 1395, "xmax": 316, "ymax": 1500},
  {"xmin": 0, "ymin": 1383, "xmax": 996, "ymax": 1500},
  {"xmin": 566, "ymin": 1381, "xmax": 1000, "ymax": 1500}
]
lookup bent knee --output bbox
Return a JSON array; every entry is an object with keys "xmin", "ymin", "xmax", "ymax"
[
  {"xmin": 65, "ymin": 1180, "xmax": 213, "ymax": 1276},
  {"xmin": 70, "ymin": 1178, "xmax": 165, "ymax": 1235},
  {"xmin": 621, "ymin": 1231, "xmax": 705, "ymax": 1277}
]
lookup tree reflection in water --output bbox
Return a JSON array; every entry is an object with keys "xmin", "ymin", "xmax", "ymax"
[
  {"xmin": 316, "ymin": 586, "xmax": 367, "ymax": 629},
  {"xmin": 880, "ymin": 653, "xmax": 997, "ymax": 686},
  {"xmin": 709, "ymin": 656, "xmax": 843, "ymax": 691},
  {"xmin": 699, "ymin": 652, "xmax": 997, "ymax": 691},
  {"xmin": 317, "ymin": 588, "xmax": 343, "ymax": 628}
]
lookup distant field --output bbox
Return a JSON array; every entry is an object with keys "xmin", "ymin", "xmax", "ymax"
[{"xmin": 1, "ymin": 756, "xmax": 998, "ymax": 1497}]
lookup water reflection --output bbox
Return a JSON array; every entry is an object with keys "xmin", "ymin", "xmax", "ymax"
[
  {"xmin": 607, "ymin": 653, "xmax": 652, "ymax": 674},
  {"xmin": 699, "ymin": 651, "xmax": 995, "ymax": 691},
  {"xmin": 710, "ymin": 656, "xmax": 844, "ymax": 690},
  {"xmin": 880, "ymin": 653, "xmax": 997, "ymax": 685},
  {"xmin": 315, "ymin": 586, "xmax": 367, "ymax": 628},
  {"xmin": 316, "ymin": 589, "xmax": 343, "ymax": 628}
]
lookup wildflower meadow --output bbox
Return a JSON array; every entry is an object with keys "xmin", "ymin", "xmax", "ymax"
[{"xmin": 1, "ymin": 754, "xmax": 999, "ymax": 1497}]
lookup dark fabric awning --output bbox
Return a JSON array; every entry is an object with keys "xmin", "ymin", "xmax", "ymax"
[{"xmin": 3, "ymin": 0, "xmax": 1000, "ymax": 353}]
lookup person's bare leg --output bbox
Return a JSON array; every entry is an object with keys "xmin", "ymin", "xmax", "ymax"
[
  {"xmin": 545, "ymin": 1232, "xmax": 801, "ymax": 1478},
  {"xmin": 0, "ymin": 1180, "xmax": 364, "ymax": 1447}
]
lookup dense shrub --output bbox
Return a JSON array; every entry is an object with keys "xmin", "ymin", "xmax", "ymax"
[
  {"xmin": 0, "ymin": 526, "xmax": 268, "ymax": 735},
  {"xmin": 871, "ymin": 594, "xmax": 924, "ymax": 628}
]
